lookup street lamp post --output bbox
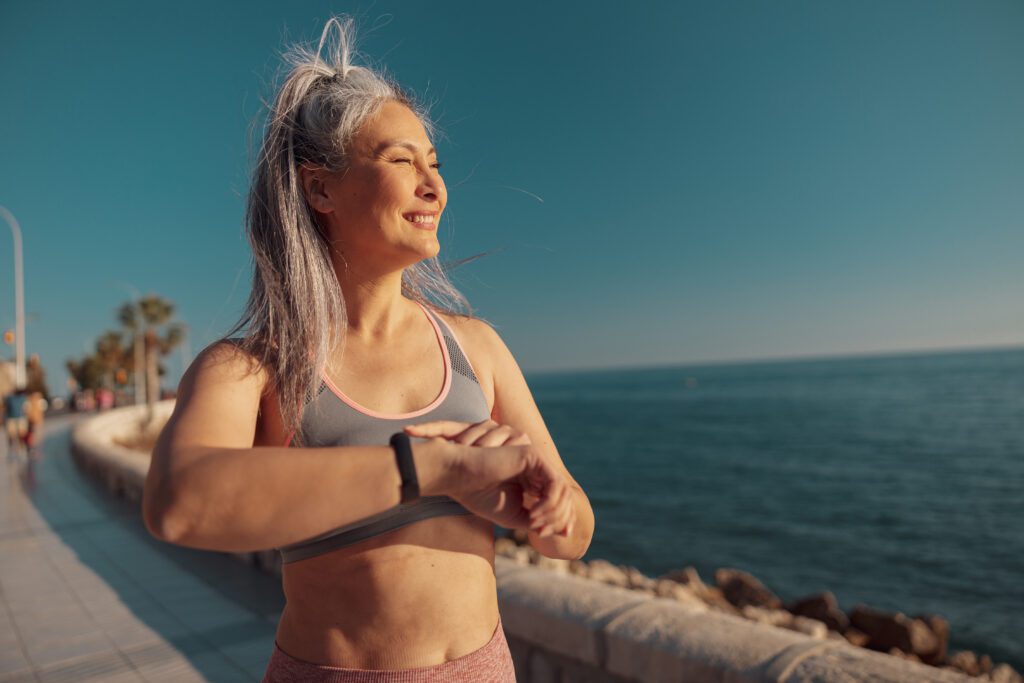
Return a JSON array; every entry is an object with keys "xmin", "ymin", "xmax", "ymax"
[
  {"xmin": 134, "ymin": 307, "xmax": 145, "ymax": 406},
  {"xmin": 115, "ymin": 282, "xmax": 147, "ymax": 406},
  {"xmin": 0, "ymin": 206, "xmax": 26, "ymax": 389}
]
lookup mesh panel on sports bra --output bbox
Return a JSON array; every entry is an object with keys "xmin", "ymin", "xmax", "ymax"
[
  {"xmin": 304, "ymin": 379, "xmax": 328, "ymax": 405},
  {"xmin": 444, "ymin": 335, "xmax": 479, "ymax": 384}
]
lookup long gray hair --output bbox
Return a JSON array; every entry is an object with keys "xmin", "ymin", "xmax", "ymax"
[{"xmin": 224, "ymin": 17, "xmax": 476, "ymax": 443}]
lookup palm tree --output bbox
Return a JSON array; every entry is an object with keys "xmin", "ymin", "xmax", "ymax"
[
  {"xmin": 26, "ymin": 354, "xmax": 49, "ymax": 396},
  {"xmin": 65, "ymin": 356, "xmax": 104, "ymax": 392},
  {"xmin": 94, "ymin": 330, "xmax": 128, "ymax": 390},
  {"xmin": 118, "ymin": 295, "xmax": 185, "ymax": 420}
]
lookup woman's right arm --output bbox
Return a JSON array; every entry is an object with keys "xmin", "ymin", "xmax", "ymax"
[{"xmin": 142, "ymin": 342, "xmax": 457, "ymax": 552}]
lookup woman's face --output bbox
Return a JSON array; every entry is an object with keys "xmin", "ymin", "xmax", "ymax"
[{"xmin": 314, "ymin": 100, "xmax": 446, "ymax": 268}]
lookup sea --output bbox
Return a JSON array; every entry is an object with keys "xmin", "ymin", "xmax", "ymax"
[{"xmin": 526, "ymin": 347, "xmax": 1024, "ymax": 669}]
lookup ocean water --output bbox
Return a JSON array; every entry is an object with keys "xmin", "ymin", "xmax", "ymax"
[{"xmin": 527, "ymin": 347, "xmax": 1024, "ymax": 669}]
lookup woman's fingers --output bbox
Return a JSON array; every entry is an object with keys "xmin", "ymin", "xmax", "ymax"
[
  {"xmin": 530, "ymin": 475, "xmax": 567, "ymax": 519},
  {"xmin": 556, "ymin": 501, "xmax": 577, "ymax": 537},
  {"xmin": 458, "ymin": 421, "xmax": 512, "ymax": 448},
  {"xmin": 530, "ymin": 479, "xmax": 572, "ymax": 536},
  {"xmin": 405, "ymin": 419, "xmax": 529, "ymax": 447},
  {"xmin": 506, "ymin": 432, "xmax": 532, "ymax": 446},
  {"xmin": 549, "ymin": 486, "xmax": 575, "ymax": 537},
  {"xmin": 403, "ymin": 420, "xmax": 472, "ymax": 439}
]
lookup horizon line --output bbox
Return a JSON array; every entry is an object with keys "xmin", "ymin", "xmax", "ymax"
[{"xmin": 524, "ymin": 341, "xmax": 1024, "ymax": 378}]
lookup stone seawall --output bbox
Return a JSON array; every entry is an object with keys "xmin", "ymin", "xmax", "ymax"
[{"xmin": 70, "ymin": 403, "xmax": 981, "ymax": 683}]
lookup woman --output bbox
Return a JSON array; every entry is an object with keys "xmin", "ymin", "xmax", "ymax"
[
  {"xmin": 24, "ymin": 390, "xmax": 46, "ymax": 455},
  {"xmin": 142, "ymin": 16, "xmax": 594, "ymax": 682}
]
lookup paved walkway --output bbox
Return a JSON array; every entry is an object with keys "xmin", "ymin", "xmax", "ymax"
[{"xmin": 1, "ymin": 414, "xmax": 284, "ymax": 682}]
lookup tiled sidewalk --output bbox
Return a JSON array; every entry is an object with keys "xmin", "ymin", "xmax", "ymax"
[{"xmin": 1, "ymin": 415, "xmax": 284, "ymax": 682}]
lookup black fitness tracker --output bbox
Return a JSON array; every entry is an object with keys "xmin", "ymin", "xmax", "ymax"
[{"xmin": 390, "ymin": 432, "xmax": 420, "ymax": 504}]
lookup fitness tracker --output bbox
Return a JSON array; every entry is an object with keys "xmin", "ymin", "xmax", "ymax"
[{"xmin": 389, "ymin": 432, "xmax": 420, "ymax": 504}]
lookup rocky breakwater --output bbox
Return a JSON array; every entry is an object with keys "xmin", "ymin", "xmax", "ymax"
[{"xmin": 497, "ymin": 532, "xmax": 1021, "ymax": 683}]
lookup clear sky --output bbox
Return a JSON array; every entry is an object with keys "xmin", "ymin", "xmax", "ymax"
[{"xmin": 1, "ymin": 1, "xmax": 1022, "ymax": 395}]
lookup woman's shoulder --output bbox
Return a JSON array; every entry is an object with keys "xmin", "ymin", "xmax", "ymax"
[
  {"xmin": 188, "ymin": 338, "xmax": 271, "ymax": 395},
  {"xmin": 432, "ymin": 310, "xmax": 501, "ymax": 354}
]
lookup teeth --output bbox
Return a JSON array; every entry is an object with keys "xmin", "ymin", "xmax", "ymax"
[{"xmin": 408, "ymin": 214, "xmax": 435, "ymax": 224}]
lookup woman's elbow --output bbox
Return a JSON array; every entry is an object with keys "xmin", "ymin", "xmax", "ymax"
[{"xmin": 142, "ymin": 472, "xmax": 192, "ymax": 544}]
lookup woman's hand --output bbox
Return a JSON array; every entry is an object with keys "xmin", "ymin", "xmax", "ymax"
[
  {"xmin": 404, "ymin": 420, "xmax": 575, "ymax": 538},
  {"xmin": 405, "ymin": 418, "xmax": 531, "ymax": 447}
]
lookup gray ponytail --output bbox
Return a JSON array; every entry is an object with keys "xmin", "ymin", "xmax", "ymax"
[{"xmin": 224, "ymin": 17, "xmax": 476, "ymax": 443}]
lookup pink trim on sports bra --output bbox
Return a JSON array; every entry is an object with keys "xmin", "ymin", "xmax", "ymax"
[{"xmin": 319, "ymin": 300, "xmax": 452, "ymax": 420}]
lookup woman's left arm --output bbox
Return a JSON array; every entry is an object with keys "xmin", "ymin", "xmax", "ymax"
[{"xmin": 478, "ymin": 322, "xmax": 595, "ymax": 561}]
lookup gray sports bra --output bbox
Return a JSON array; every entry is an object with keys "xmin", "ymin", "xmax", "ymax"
[{"xmin": 276, "ymin": 301, "xmax": 491, "ymax": 564}]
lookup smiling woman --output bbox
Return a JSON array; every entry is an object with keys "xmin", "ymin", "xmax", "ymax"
[{"xmin": 141, "ymin": 14, "xmax": 594, "ymax": 683}]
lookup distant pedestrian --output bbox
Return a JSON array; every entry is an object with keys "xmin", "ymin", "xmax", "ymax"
[
  {"xmin": 3, "ymin": 388, "xmax": 29, "ymax": 459},
  {"xmin": 96, "ymin": 387, "xmax": 114, "ymax": 411},
  {"xmin": 24, "ymin": 390, "xmax": 47, "ymax": 456}
]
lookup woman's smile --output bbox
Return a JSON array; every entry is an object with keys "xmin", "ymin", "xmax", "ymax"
[{"xmin": 403, "ymin": 212, "xmax": 438, "ymax": 229}]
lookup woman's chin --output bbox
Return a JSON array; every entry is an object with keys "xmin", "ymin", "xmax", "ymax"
[{"xmin": 411, "ymin": 239, "xmax": 441, "ymax": 262}]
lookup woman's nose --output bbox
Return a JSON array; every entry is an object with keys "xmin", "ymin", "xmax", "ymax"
[{"xmin": 417, "ymin": 170, "xmax": 443, "ymax": 202}]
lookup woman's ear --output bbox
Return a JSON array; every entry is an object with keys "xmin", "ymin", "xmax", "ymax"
[{"xmin": 299, "ymin": 164, "xmax": 333, "ymax": 214}]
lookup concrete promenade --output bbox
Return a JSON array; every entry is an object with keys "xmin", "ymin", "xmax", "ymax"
[{"xmin": 0, "ymin": 415, "xmax": 283, "ymax": 682}]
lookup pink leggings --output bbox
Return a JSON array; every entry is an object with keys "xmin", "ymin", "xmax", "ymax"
[{"xmin": 261, "ymin": 618, "xmax": 517, "ymax": 682}]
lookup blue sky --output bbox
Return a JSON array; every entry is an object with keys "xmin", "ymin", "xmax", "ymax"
[{"xmin": 1, "ymin": 1, "xmax": 1022, "ymax": 395}]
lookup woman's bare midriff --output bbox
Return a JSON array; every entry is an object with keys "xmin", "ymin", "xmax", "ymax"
[
  {"xmin": 273, "ymin": 513, "xmax": 500, "ymax": 669},
  {"xmin": 256, "ymin": 313, "xmax": 501, "ymax": 669}
]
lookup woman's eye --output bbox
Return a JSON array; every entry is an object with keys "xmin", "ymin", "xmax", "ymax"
[{"xmin": 390, "ymin": 158, "xmax": 441, "ymax": 170}]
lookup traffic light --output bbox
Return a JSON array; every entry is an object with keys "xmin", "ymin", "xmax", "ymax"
[{"xmin": 2, "ymin": 330, "xmax": 12, "ymax": 345}]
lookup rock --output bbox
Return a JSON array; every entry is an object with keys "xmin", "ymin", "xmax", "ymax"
[
  {"xmin": 947, "ymin": 651, "xmax": 981, "ymax": 677},
  {"xmin": 989, "ymin": 663, "xmax": 1024, "ymax": 683},
  {"xmin": 587, "ymin": 559, "xmax": 629, "ymax": 588},
  {"xmin": 785, "ymin": 592, "xmax": 849, "ymax": 632},
  {"xmin": 742, "ymin": 605, "xmax": 792, "ymax": 627},
  {"xmin": 888, "ymin": 647, "xmax": 922, "ymax": 663},
  {"xmin": 534, "ymin": 556, "xmax": 570, "ymax": 573},
  {"xmin": 702, "ymin": 586, "xmax": 742, "ymax": 615},
  {"xmin": 789, "ymin": 616, "xmax": 828, "ymax": 639},
  {"xmin": 658, "ymin": 566, "xmax": 703, "ymax": 586},
  {"xmin": 843, "ymin": 627, "xmax": 871, "ymax": 648},
  {"xmin": 666, "ymin": 584, "xmax": 708, "ymax": 610},
  {"xmin": 742, "ymin": 606, "xmax": 827, "ymax": 639},
  {"xmin": 568, "ymin": 559, "xmax": 590, "ymax": 577},
  {"xmin": 914, "ymin": 613, "xmax": 949, "ymax": 666},
  {"xmin": 510, "ymin": 546, "xmax": 532, "ymax": 565},
  {"xmin": 655, "ymin": 579, "xmax": 679, "ymax": 598},
  {"xmin": 494, "ymin": 537, "xmax": 517, "ymax": 557},
  {"xmin": 658, "ymin": 566, "xmax": 738, "ymax": 613},
  {"xmin": 849, "ymin": 604, "xmax": 939, "ymax": 659},
  {"xmin": 715, "ymin": 568, "xmax": 782, "ymax": 609},
  {"xmin": 626, "ymin": 567, "xmax": 655, "ymax": 590}
]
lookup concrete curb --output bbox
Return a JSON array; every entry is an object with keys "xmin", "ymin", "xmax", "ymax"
[
  {"xmin": 70, "ymin": 404, "xmax": 975, "ymax": 683},
  {"xmin": 69, "ymin": 400, "xmax": 175, "ymax": 504}
]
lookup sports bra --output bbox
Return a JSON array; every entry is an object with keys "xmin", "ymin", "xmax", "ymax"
[{"xmin": 276, "ymin": 301, "xmax": 492, "ymax": 564}]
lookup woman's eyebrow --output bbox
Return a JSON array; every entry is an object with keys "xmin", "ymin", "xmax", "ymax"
[{"xmin": 374, "ymin": 140, "xmax": 437, "ymax": 156}]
